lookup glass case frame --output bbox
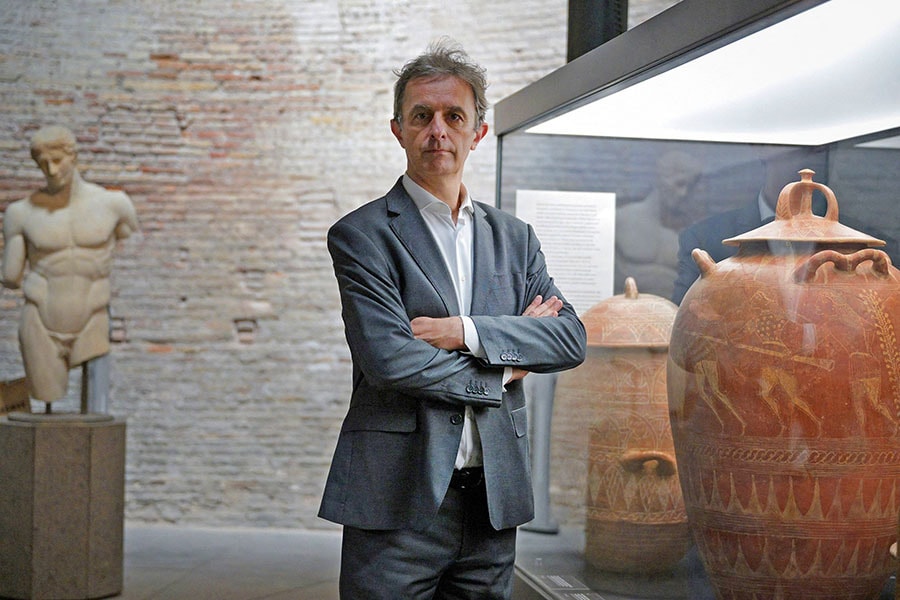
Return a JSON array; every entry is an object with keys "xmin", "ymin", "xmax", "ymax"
[{"xmin": 495, "ymin": 1, "xmax": 900, "ymax": 598}]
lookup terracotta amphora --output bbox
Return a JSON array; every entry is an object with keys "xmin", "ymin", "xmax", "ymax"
[
  {"xmin": 668, "ymin": 170, "xmax": 900, "ymax": 599},
  {"xmin": 556, "ymin": 277, "xmax": 689, "ymax": 574}
]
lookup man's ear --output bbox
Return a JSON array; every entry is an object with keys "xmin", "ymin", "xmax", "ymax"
[
  {"xmin": 471, "ymin": 122, "xmax": 489, "ymax": 150},
  {"xmin": 390, "ymin": 119, "xmax": 404, "ymax": 147}
]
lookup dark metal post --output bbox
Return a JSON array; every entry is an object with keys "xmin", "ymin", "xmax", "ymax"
[{"xmin": 567, "ymin": 0, "xmax": 629, "ymax": 62}]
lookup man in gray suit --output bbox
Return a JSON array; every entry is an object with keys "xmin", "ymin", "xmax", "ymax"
[{"xmin": 319, "ymin": 40, "xmax": 587, "ymax": 599}]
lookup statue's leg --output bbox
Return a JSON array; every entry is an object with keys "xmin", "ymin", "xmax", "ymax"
[{"xmin": 18, "ymin": 304, "xmax": 70, "ymax": 403}]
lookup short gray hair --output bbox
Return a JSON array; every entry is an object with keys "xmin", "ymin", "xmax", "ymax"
[{"xmin": 393, "ymin": 38, "xmax": 488, "ymax": 128}]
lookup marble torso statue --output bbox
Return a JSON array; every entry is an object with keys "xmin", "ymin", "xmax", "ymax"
[{"xmin": 2, "ymin": 126, "xmax": 138, "ymax": 404}]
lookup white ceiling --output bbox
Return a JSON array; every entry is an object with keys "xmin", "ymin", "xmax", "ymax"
[{"xmin": 528, "ymin": 0, "xmax": 900, "ymax": 145}]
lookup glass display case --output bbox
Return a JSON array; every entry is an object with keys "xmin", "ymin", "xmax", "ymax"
[{"xmin": 495, "ymin": 0, "xmax": 900, "ymax": 598}]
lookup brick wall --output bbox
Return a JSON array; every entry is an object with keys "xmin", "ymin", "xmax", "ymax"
[{"xmin": 0, "ymin": 0, "xmax": 679, "ymax": 528}]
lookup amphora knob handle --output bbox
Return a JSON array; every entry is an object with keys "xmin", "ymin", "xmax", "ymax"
[
  {"xmin": 776, "ymin": 169, "xmax": 839, "ymax": 223},
  {"xmin": 692, "ymin": 248, "xmax": 717, "ymax": 277},
  {"xmin": 620, "ymin": 450, "xmax": 677, "ymax": 477}
]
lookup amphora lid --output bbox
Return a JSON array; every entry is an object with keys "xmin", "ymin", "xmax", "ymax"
[
  {"xmin": 580, "ymin": 277, "xmax": 677, "ymax": 348},
  {"xmin": 724, "ymin": 169, "xmax": 884, "ymax": 247}
]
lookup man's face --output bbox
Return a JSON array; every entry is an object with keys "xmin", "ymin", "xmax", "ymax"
[
  {"xmin": 32, "ymin": 146, "xmax": 76, "ymax": 193},
  {"xmin": 390, "ymin": 75, "xmax": 488, "ymax": 185}
]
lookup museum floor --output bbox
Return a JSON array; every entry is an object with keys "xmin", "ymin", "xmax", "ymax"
[
  {"xmin": 117, "ymin": 523, "xmax": 342, "ymax": 599},
  {"xmin": 115, "ymin": 523, "xmax": 896, "ymax": 600}
]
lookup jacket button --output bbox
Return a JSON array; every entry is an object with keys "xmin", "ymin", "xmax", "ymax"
[{"xmin": 450, "ymin": 414, "xmax": 464, "ymax": 425}]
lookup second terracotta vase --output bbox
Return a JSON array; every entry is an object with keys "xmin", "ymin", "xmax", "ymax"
[{"xmin": 556, "ymin": 278, "xmax": 689, "ymax": 574}]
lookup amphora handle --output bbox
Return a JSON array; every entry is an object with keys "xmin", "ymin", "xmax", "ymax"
[
  {"xmin": 793, "ymin": 248, "xmax": 893, "ymax": 283},
  {"xmin": 692, "ymin": 248, "xmax": 717, "ymax": 277},
  {"xmin": 776, "ymin": 169, "xmax": 839, "ymax": 222},
  {"xmin": 620, "ymin": 450, "xmax": 677, "ymax": 477}
]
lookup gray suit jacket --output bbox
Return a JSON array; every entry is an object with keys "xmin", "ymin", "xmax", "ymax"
[{"xmin": 318, "ymin": 178, "xmax": 586, "ymax": 531}]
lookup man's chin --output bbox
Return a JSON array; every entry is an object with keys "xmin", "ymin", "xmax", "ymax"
[{"xmin": 427, "ymin": 153, "xmax": 460, "ymax": 167}]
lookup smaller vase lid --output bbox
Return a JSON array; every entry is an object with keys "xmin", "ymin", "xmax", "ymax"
[
  {"xmin": 580, "ymin": 277, "xmax": 677, "ymax": 348},
  {"xmin": 723, "ymin": 169, "xmax": 885, "ymax": 247}
]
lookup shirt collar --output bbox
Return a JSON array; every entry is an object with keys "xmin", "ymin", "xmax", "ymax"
[{"xmin": 402, "ymin": 174, "xmax": 474, "ymax": 218}]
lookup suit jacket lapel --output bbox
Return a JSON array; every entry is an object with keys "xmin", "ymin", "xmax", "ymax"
[
  {"xmin": 470, "ymin": 203, "xmax": 494, "ymax": 316},
  {"xmin": 386, "ymin": 180, "xmax": 460, "ymax": 317}
]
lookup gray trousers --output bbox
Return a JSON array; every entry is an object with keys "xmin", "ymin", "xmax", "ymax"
[{"xmin": 339, "ymin": 484, "xmax": 517, "ymax": 600}]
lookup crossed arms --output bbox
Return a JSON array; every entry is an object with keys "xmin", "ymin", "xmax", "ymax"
[
  {"xmin": 328, "ymin": 215, "xmax": 586, "ymax": 408},
  {"xmin": 411, "ymin": 294, "xmax": 565, "ymax": 383}
]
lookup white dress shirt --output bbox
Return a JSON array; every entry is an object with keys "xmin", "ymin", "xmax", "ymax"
[{"xmin": 402, "ymin": 174, "xmax": 484, "ymax": 469}]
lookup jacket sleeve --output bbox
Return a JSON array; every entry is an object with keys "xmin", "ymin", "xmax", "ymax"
[
  {"xmin": 470, "ymin": 224, "xmax": 586, "ymax": 373},
  {"xmin": 328, "ymin": 219, "xmax": 505, "ymax": 407}
]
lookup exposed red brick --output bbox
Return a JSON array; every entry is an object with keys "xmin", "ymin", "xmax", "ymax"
[{"xmin": 146, "ymin": 344, "xmax": 175, "ymax": 354}]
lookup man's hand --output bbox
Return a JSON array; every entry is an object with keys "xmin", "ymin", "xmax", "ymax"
[
  {"xmin": 522, "ymin": 295, "xmax": 563, "ymax": 318},
  {"xmin": 411, "ymin": 316, "xmax": 465, "ymax": 351},
  {"xmin": 511, "ymin": 295, "xmax": 563, "ymax": 382},
  {"xmin": 506, "ymin": 368, "xmax": 530, "ymax": 383}
]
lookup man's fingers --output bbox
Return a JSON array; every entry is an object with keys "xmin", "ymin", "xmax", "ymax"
[
  {"xmin": 523, "ymin": 295, "xmax": 562, "ymax": 317},
  {"xmin": 522, "ymin": 295, "xmax": 543, "ymax": 316},
  {"xmin": 410, "ymin": 316, "xmax": 429, "ymax": 338},
  {"xmin": 508, "ymin": 368, "xmax": 529, "ymax": 382},
  {"xmin": 410, "ymin": 316, "xmax": 465, "ymax": 350}
]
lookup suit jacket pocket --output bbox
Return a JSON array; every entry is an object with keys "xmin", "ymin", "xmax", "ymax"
[
  {"xmin": 487, "ymin": 272, "xmax": 522, "ymax": 314},
  {"xmin": 510, "ymin": 405, "xmax": 528, "ymax": 438},
  {"xmin": 341, "ymin": 406, "xmax": 417, "ymax": 433}
]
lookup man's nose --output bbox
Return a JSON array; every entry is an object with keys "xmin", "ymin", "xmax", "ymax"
[{"xmin": 428, "ymin": 114, "xmax": 448, "ymax": 138}]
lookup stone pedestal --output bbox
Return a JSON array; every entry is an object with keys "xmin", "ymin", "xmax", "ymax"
[{"xmin": 0, "ymin": 414, "xmax": 125, "ymax": 600}]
